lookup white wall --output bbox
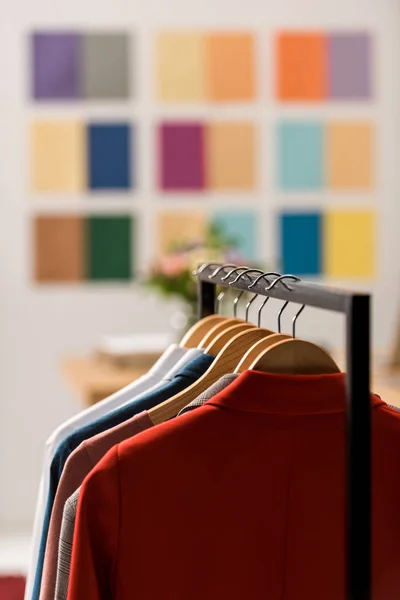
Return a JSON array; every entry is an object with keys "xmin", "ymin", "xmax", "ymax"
[{"xmin": 0, "ymin": 0, "xmax": 399, "ymax": 530}]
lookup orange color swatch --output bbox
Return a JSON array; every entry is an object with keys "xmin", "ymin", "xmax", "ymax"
[
  {"xmin": 206, "ymin": 122, "xmax": 256, "ymax": 189},
  {"xmin": 326, "ymin": 122, "xmax": 374, "ymax": 189},
  {"xmin": 207, "ymin": 33, "xmax": 255, "ymax": 101},
  {"xmin": 277, "ymin": 32, "xmax": 326, "ymax": 101}
]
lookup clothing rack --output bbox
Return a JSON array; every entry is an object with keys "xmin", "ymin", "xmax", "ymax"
[{"xmin": 196, "ymin": 264, "xmax": 371, "ymax": 600}]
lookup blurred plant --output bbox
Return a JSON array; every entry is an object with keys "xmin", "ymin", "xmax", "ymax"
[{"xmin": 144, "ymin": 223, "xmax": 249, "ymax": 327}]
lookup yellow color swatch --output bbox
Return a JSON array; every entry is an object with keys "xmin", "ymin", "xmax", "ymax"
[
  {"xmin": 326, "ymin": 122, "xmax": 373, "ymax": 189},
  {"xmin": 206, "ymin": 122, "xmax": 256, "ymax": 190},
  {"xmin": 31, "ymin": 121, "xmax": 86, "ymax": 192},
  {"xmin": 156, "ymin": 211, "xmax": 207, "ymax": 256},
  {"xmin": 207, "ymin": 33, "xmax": 255, "ymax": 101},
  {"xmin": 156, "ymin": 32, "xmax": 206, "ymax": 101},
  {"xmin": 324, "ymin": 210, "xmax": 375, "ymax": 278}
]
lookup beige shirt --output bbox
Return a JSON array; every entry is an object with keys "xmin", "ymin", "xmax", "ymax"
[{"xmin": 39, "ymin": 411, "xmax": 154, "ymax": 600}]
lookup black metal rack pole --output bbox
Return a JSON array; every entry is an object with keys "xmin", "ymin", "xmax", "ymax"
[
  {"xmin": 346, "ymin": 295, "xmax": 371, "ymax": 600},
  {"xmin": 196, "ymin": 264, "xmax": 371, "ymax": 600}
]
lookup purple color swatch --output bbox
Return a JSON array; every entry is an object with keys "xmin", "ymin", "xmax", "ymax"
[
  {"xmin": 32, "ymin": 32, "xmax": 81, "ymax": 100},
  {"xmin": 328, "ymin": 33, "xmax": 372, "ymax": 99},
  {"xmin": 159, "ymin": 123, "xmax": 205, "ymax": 191}
]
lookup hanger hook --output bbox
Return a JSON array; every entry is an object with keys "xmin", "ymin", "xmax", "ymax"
[
  {"xmin": 277, "ymin": 301, "xmax": 290, "ymax": 334},
  {"xmin": 265, "ymin": 274, "xmax": 301, "ymax": 293},
  {"xmin": 292, "ymin": 305, "xmax": 305, "ymax": 339},
  {"xmin": 257, "ymin": 296, "xmax": 270, "ymax": 328},
  {"xmin": 227, "ymin": 268, "xmax": 265, "ymax": 319},
  {"xmin": 206, "ymin": 264, "xmax": 240, "ymax": 313},
  {"xmin": 229, "ymin": 268, "xmax": 266, "ymax": 286},
  {"xmin": 218, "ymin": 266, "xmax": 252, "ymax": 317},
  {"xmin": 236, "ymin": 270, "xmax": 281, "ymax": 323},
  {"xmin": 233, "ymin": 269, "xmax": 267, "ymax": 323},
  {"xmin": 264, "ymin": 275, "xmax": 301, "ymax": 333},
  {"xmin": 252, "ymin": 272, "xmax": 283, "ymax": 328},
  {"xmin": 208, "ymin": 263, "xmax": 239, "ymax": 280},
  {"xmin": 248, "ymin": 271, "xmax": 281, "ymax": 290},
  {"xmin": 193, "ymin": 262, "xmax": 227, "ymax": 276},
  {"xmin": 220, "ymin": 265, "xmax": 251, "ymax": 282},
  {"xmin": 215, "ymin": 290, "xmax": 225, "ymax": 314},
  {"xmin": 233, "ymin": 291, "xmax": 244, "ymax": 318}
]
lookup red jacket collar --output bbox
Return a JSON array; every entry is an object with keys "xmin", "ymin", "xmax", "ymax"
[{"xmin": 206, "ymin": 370, "xmax": 383, "ymax": 416}]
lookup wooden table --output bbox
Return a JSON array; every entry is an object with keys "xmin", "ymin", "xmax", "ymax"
[
  {"xmin": 62, "ymin": 353, "xmax": 162, "ymax": 407},
  {"xmin": 62, "ymin": 350, "xmax": 400, "ymax": 410}
]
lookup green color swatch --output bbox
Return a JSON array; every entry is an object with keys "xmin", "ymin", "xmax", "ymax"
[{"xmin": 87, "ymin": 216, "xmax": 133, "ymax": 281}]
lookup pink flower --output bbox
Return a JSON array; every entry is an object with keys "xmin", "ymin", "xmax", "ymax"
[{"xmin": 159, "ymin": 253, "xmax": 189, "ymax": 277}]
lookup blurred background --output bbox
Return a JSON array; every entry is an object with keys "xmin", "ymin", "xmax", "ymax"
[{"xmin": 1, "ymin": 0, "xmax": 400, "ymax": 592}]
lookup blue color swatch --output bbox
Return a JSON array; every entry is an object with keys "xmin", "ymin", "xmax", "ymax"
[
  {"xmin": 278, "ymin": 122, "xmax": 324, "ymax": 190},
  {"xmin": 213, "ymin": 211, "xmax": 257, "ymax": 260},
  {"xmin": 280, "ymin": 212, "xmax": 322, "ymax": 276},
  {"xmin": 88, "ymin": 123, "xmax": 132, "ymax": 190}
]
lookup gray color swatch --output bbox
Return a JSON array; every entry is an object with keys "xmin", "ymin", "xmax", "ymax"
[
  {"xmin": 328, "ymin": 33, "xmax": 372, "ymax": 100},
  {"xmin": 82, "ymin": 33, "xmax": 131, "ymax": 100}
]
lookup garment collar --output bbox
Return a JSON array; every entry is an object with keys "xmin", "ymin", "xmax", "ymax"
[
  {"xmin": 207, "ymin": 370, "xmax": 383, "ymax": 415},
  {"xmin": 164, "ymin": 348, "xmax": 204, "ymax": 381},
  {"xmin": 147, "ymin": 344, "xmax": 187, "ymax": 378},
  {"xmin": 176, "ymin": 353, "xmax": 214, "ymax": 380}
]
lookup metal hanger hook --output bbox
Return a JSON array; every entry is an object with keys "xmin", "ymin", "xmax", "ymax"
[
  {"xmin": 277, "ymin": 301, "xmax": 289, "ymax": 334},
  {"xmin": 228, "ymin": 268, "xmax": 265, "ymax": 319},
  {"xmin": 219, "ymin": 266, "xmax": 252, "ymax": 316},
  {"xmin": 206, "ymin": 264, "xmax": 239, "ymax": 313},
  {"xmin": 220, "ymin": 265, "xmax": 251, "ymax": 282},
  {"xmin": 244, "ymin": 271, "xmax": 281, "ymax": 323},
  {"xmin": 292, "ymin": 305, "xmax": 305, "ymax": 339},
  {"xmin": 232, "ymin": 290, "xmax": 244, "ymax": 318},
  {"xmin": 251, "ymin": 273, "xmax": 283, "ymax": 328},
  {"xmin": 215, "ymin": 290, "xmax": 225, "ymax": 314},
  {"xmin": 257, "ymin": 296, "xmax": 270, "ymax": 328},
  {"xmin": 208, "ymin": 263, "xmax": 239, "ymax": 280},
  {"xmin": 229, "ymin": 268, "xmax": 266, "ymax": 286},
  {"xmin": 265, "ymin": 274, "xmax": 301, "ymax": 293},
  {"xmin": 248, "ymin": 271, "xmax": 282, "ymax": 290},
  {"xmin": 192, "ymin": 262, "xmax": 226, "ymax": 276},
  {"xmin": 265, "ymin": 275, "xmax": 301, "ymax": 333}
]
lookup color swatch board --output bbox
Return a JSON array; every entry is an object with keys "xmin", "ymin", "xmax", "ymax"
[
  {"xmin": 34, "ymin": 215, "xmax": 134, "ymax": 282},
  {"xmin": 29, "ymin": 28, "xmax": 377, "ymax": 283},
  {"xmin": 31, "ymin": 121, "xmax": 133, "ymax": 192},
  {"xmin": 279, "ymin": 210, "xmax": 375, "ymax": 277},
  {"xmin": 31, "ymin": 32, "xmax": 131, "ymax": 100}
]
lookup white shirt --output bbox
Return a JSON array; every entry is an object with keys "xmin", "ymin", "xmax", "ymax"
[{"xmin": 24, "ymin": 344, "xmax": 203, "ymax": 600}]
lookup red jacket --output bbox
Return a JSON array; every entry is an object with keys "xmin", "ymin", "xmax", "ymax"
[{"xmin": 68, "ymin": 371, "xmax": 400, "ymax": 600}]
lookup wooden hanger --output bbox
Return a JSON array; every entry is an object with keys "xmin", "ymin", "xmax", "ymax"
[
  {"xmin": 191, "ymin": 265, "xmax": 269, "ymax": 350},
  {"xmin": 234, "ymin": 333, "xmax": 290, "ymax": 373},
  {"xmin": 179, "ymin": 262, "xmax": 242, "ymax": 349},
  {"xmin": 248, "ymin": 338, "xmax": 340, "ymax": 375},
  {"xmin": 148, "ymin": 327, "xmax": 274, "ymax": 425},
  {"xmin": 179, "ymin": 315, "xmax": 226, "ymax": 349},
  {"xmin": 204, "ymin": 322, "xmax": 257, "ymax": 354},
  {"xmin": 198, "ymin": 318, "xmax": 245, "ymax": 348},
  {"xmin": 245, "ymin": 287, "xmax": 340, "ymax": 375}
]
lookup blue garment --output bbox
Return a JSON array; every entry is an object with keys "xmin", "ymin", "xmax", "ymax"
[{"xmin": 32, "ymin": 353, "xmax": 214, "ymax": 600}]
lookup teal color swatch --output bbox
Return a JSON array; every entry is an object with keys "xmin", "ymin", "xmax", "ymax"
[
  {"xmin": 212, "ymin": 211, "xmax": 257, "ymax": 260},
  {"xmin": 280, "ymin": 212, "xmax": 322, "ymax": 276},
  {"xmin": 87, "ymin": 216, "xmax": 133, "ymax": 280},
  {"xmin": 278, "ymin": 122, "xmax": 324, "ymax": 190}
]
